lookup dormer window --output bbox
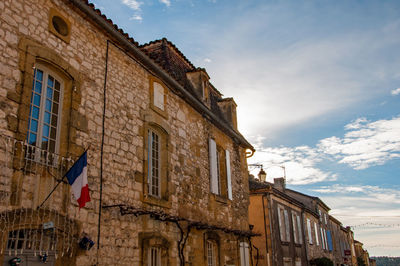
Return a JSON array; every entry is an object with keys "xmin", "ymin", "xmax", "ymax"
[{"xmin": 202, "ymin": 80, "xmax": 208, "ymax": 101}]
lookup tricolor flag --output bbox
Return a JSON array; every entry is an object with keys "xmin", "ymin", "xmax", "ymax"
[{"xmin": 66, "ymin": 151, "xmax": 90, "ymax": 208}]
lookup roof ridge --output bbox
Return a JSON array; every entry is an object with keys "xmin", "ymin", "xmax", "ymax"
[
  {"xmin": 140, "ymin": 38, "xmax": 196, "ymax": 70},
  {"xmin": 83, "ymin": 0, "xmax": 139, "ymax": 46}
]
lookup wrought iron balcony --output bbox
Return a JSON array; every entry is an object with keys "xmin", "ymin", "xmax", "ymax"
[{"xmin": 0, "ymin": 134, "xmax": 74, "ymax": 209}]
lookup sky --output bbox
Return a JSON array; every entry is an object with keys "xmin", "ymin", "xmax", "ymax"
[{"xmin": 88, "ymin": 0, "xmax": 400, "ymax": 257}]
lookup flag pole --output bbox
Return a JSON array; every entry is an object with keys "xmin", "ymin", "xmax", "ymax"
[{"xmin": 36, "ymin": 145, "xmax": 91, "ymax": 210}]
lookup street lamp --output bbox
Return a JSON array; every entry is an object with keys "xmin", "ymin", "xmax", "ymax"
[
  {"xmin": 248, "ymin": 164, "xmax": 286, "ymax": 183},
  {"xmin": 248, "ymin": 164, "xmax": 267, "ymax": 182},
  {"xmin": 258, "ymin": 168, "xmax": 267, "ymax": 182}
]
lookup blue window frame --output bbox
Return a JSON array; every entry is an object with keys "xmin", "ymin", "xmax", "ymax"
[{"xmin": 27, "ymin": 65, "xmax": 63, "ymax": 155}]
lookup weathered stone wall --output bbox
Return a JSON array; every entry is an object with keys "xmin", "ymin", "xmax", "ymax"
[{"xmin": 0, "ymin": 0, "xmax": 251, "ymax": 265}]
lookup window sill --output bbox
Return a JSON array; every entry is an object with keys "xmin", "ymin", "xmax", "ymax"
[
  {"xmin": 210, "ymin": 193, "xmax": 230, "ymax": 205},
  {"xmin": 142, "ymin": 194, "xmax": 171, "ymax": 209},
  {"xmin": 150, "ymin": 105, "xmax": 168, "ymax": 120}
]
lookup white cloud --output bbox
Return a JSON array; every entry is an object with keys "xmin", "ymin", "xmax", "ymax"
[
  {"xmin": 122, "ymin": 0, "xmax": 142, "ymax": 10},
  {"xmin": 159, "ymin": 0, "xmax": 171, "ymax": 7},
  {"xmin": 129, "ymin": 14, "xmax": 143, "ymax": 21},
  {"xmin": 192, "ymin": 5, "xmax": 400, "ymax": 139},
  {"xmin": 250, "ymin": 115, "xmax": 400, "ymax": 184},
  {"xmin": 122, "ymin": 0, "xmax": 143, "ymax": 21},
  {"xmin": 391, "ymin": 88, "xmax": 400, "ymax": 95},
  {"xmin": 204, "ymin": 58, "xmax": 212, "ymax": 63},
  {"xmin": 318, "ymin": 116, "xmax": 400, "ymax": 169},
  {"xmin": 249, "ymin": 144, "xmax": 336, "ymax": 185}
]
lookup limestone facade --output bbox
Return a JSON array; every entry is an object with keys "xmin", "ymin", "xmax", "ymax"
[{"xmin": 0, "ymin": 0, "xmax": 254, "ymax": 265}]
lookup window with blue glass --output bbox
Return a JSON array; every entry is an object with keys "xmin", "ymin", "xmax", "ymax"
[{"xmin": 27, "ymin": 65, "xmax": 63, "ymax": 155}]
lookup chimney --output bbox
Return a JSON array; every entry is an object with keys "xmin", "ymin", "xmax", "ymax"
[
  {"xmin": 273, "ymin": 177, "xmax": 286, "ymax": 191},
  {"xmin": 217, "ymin": 98, "xmax": 238, "ymax": 130}
]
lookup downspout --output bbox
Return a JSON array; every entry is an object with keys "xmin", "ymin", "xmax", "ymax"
[
  {"xmin": 261, "ymin": 194, "xmax": 269, "ymax": 265},
  {"xmin": 301, "ymin": 209, "xmax": 310, "ymax": 266},
  {"xmin": 97, "ymin": 39, "xmax": 109, "ymax": 259},
  {"xmin": 267, "ymin": 193, "xmax": 274, "ymax": 266}
]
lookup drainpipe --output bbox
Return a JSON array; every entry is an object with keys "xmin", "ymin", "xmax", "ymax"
[
  {"xmin": 301, "ymin": 209, "xmax": 310, "ymax": 266},
  {"xmin": 261, "ymin": 194, "xmax": 269, "ymax": 266},
  {"xmin": 267, "ymin": 193, "xmax": 274, "ymax": 266}
]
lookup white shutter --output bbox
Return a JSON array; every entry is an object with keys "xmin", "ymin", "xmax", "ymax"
[
  {"xmin": 284, "ymin": 209, "xmax": 290, "ymax": 242},
  {"xmin": 307, "ymin": 219, "xmax": 312, "ymax": 244},
  {"xmin": 240, "ymin": 242, "xmax": 250, "ymax": 266},
  {"xmin": 314, "ymin": 223, "xmax": 319, "ymax": 246},
  {"xmin": 225, "ymin": 150, "xmax": 232, "ymax": 200},
  {"xmin": 153, "ymin": 82, "xmax": 164, "ymax": 110},
  {"xmin": 277, "ymin": 206, "xmax": 284, "ymax": 241},
  {"xmin": 244, "ymin": 242, "xmax": 250, "ymax": 266},
  {"xmin": 320, "ymin": 228, "xmax": 325, "ymax": 249},
  {"xmin": 209, "ymin": 138, "xmax": 218, "ymax": 194},
  {"xmin": 297, "ymin": 215, "xmax": 302, "ymax": 244},
  {"xmin": 292, "ymin": 213, "xmax": 298, "ymax": 243}
]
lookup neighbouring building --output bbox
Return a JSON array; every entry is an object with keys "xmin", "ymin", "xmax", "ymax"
[
  {"xmin": 0, "ymin": 0, "xmax": 256, "ymax": 265},
  {"xmin": 354, "ymin": 240, "xmax": 371, "ymax": 266},
  {"xmin": 249, "ymin": 177, "xmax": 308, "ymax": 266},
  {"xmin": 249, "ymin": 176, "xmax": 360, "ymax": 266}
]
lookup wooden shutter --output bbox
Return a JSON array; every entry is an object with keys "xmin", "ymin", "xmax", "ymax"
[
  {"xmin": 225, "ymin": 150, "xmax": 232, "ymax": 200},
  {"xmin": 209, "ymin": 138, "xmax": 218, "ymax": 194},
  {"xmin": 307, "ymin": 219, "xmax": 313, "ymax": 244},
  {"xmin": 240, "ymin": 242, "xmax": 250, "ymax": 266},
  {"xmin": 314, "ymin": 223, "xmax": 319, "ymax": 246},
  {"xmin": 292, "ymin": 213, "xmax": 298, "ymax": 243},
  {"xmin": 277, "ymin": 206, "xmax": 284, "ymax": 241},
  {"xmin": 320, "ymin": 228, "xmax": 325, "ymax": 249},
  {"xmin": 297, "ymin": 215, "xmax": 303, "ymax": 244},
  {"xmin": 284, "ymin": 209, "xmax": 290, "ymax": 242}
]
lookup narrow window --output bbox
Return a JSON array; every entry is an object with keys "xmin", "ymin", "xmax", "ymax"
[
  {"xmin": 153, "ymin": 82, "xmax": 165, "ymax": 110},
  {"xmin": 207, "ymin": 240, "xmax": 216, "ymax": 266},
  {"xmin": 148, "ymin": 247, "xmax": 161, "ymax": 266},
  {"xmin": 209, "ymin": 138, "xmax": 219, "ymax": 194},
  {"xmin": 292, "ymin": 213, "xmax": 298, "ymax": 244},
  {"xmin": 148, "ymin": 129, "xmax": 161, "ymax": 197},
  {"xmin": 277, "ymin": 206, "xmax": 284, "ymax": 241},
  {"xmin": 307, "ymin": 219, "xmax": 313, "ymax": 244},
  {"xmin": 216, "ymin": 148, "xmax": 221, "ymax": 195},
  {"xmin": 284, "ymin": 209, "xmax": 290, "ymax": 242},
  {"xmin": 225, "ymin": 150, "xmax": 232, "ymax": 200},
  {"xmin": 314, "ymin": 223, "xmax": 319, "ymax": 246},
  {"xmin": 320, "ymin": 228, "xmax": 325, "ymax": 249},
  {"xmin": 297, "ymin": 215, "xmax": 303, "ymax": 244},
  {"xmin": 27, "ymin": 65, "xmax": 63, "ymax": 161},
  {"xmin": 240, "ymin": 242, "xmax": 250, "ymax": 266}
]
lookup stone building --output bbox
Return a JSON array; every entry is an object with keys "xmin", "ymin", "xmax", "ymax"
[
  {"xmin": 249, "ymin": 176, "xmax": 359, "ymax": 266},
  {"xmin": 284, "ymin": 187, "xmax": 335, "ymax": 263},
  {"xmin": 0, "ymin": 0, "xmax": 256, "ymax": 265}
]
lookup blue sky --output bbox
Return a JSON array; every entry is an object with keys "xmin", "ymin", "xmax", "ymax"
[{"xmin": 89, "ymin": 0, "xmax": 400, "ymax": 256}]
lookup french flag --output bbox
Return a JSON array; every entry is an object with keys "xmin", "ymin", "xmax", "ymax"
[{"xmin": 66, "ymin": 151, "xmax": 90, "ymax": 208}]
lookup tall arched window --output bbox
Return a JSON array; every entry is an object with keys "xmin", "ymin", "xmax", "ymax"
[{"xmin": 27, "ymin": 64, "xmax": 64, "ymax": 158}]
